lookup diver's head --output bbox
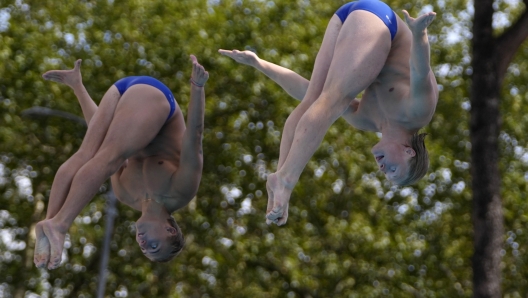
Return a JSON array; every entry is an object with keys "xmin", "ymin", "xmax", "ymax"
[
  {"xmin": 371, "ymin": 133, "xmax": 429, "ymax": 185},
  {"xmin": 136, "ymin": 215, "xmax": 184, "ymax": 262}
]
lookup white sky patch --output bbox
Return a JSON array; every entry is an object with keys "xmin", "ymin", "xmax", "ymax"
[
  {"xmin": 465, "ymin": 0, "xmax": 475, "ymax": 16},
  {"xmin": 0, "ymin": 228, "xmax": 26, "ymax": 251},
  {"xmin": 235, "ymin": 225, "xmax": 246, "ymax": 235},
  {"xmin": 420, "ymin": 201, "xmax": 452, "ymax": 223},
  {"xmin": 15, "ymin": 175, "xmax": 32, "ymax": 197},
  {"xmin": 419, "ymin": 5, "xmax": 434, "ymax": 14},
  {"xmin": 493, "ymin": 11, "xmax": 511, "ymax": 28},
  {"xmin": 221, "ymin": 185, "xmax": 242, "ymax": 205},
  {"xmin": 438, "ymin": 4, "xmax": 473, "ymax": 46},
  {"xmin": 0, "ymin": 8, "xmax": 11, "ymax": 32},
  {"xmin": 399, "ymin": 187, "xmax": 413, "ymax": 197},
  {"xmin": 332, "ymin": 179, "xmax": 344, "ymax": 194},
  {"xmin": 398, "ymin": 204, "xmax": 409, "ymax": 214},
  {"xmin": 439, "ymin": 168, "xmax": 452, "ymax": 183},
  {"xmin": 219, "ymin": 237, "xmax": 233, "ymax": 248},
  {"xmin": 78, "ymin": 32, "xmax": 87, "ymax": 45},
  {"xmin": 207, "ymin": 0, "xmax": 221, "ymax": 6},
  {"xmin": 514, "ymin": 145, "xmax": 524, "ymax": 157},
  {"xmin": 451, "ymin": 181, "xmax": 466, "ymax": 194},
  {"xmin": 314, "ymin": 165, "xmax": 326, "ymax": 178},
  {"xmin": 255, "ymin": 159, "xmax": 270, "ymax": 181},
  {"xmin": 461, "ymin": 100, "xmax": 471, "ymax": 111},
  {"xmin": 82, "ymin": 243, "xmax": 96, "ymax": 258},
  {"xmin": 64, "ymin": 33, "xmax": 75, "ymax": 45},
  {"xmin": 493, "ymin": 0, "xmax": 523, "ymax": 28},
  {"xmin": 200, "ymin": 272, "xmax": 217, "ymax": 286},
  {"xmin": 15, "ymin": 0, "xmax": 30, "ymax": 11},
  {"xmin": 445, "ymin": 30, "xmax": 463, "ymax": 44},
  {"xmin": 434, "ymin": 201, "xmax": 450, "ymax": 215},
  {"xmin": 243, "ymin": 154, "xmax": 253, "ymax": 164},
  {"xmin": 514, "ymin": 146, "xmax": 528, "ymax": 166},
  {"xmin": 0, "ymin": 163, "xmax": 6, "ymax": 186},
  {"xmin": 521, "ymin": 152, "xmax": 528, "ymax": 164},
  {"xmin": 104, "ymin": 31, "xmax": 112, "ymax": 43},
  {"xmin": 114, "ymin": 286, "xmax": 128, "ymax": 298},
  {"xmin": 237, "ymin": 198, "xmax": 253, "ymax": 216},
  {"xmin": 202, "ymin": 256, "xmax": 218, "ymax": 267},
  {"xmin": 361, "ymin": 174, "xmax": 385, "ymax": 198},
  {"xmin": 266, "ymin": 233, "xmax": 274, "ymax": 244},
  {"xmin": 44, "ymin": 57, "xmax": 62, "ymax": 66},
  {"xmin": 436, "ymin": 64, "xmax": 450, "ymax": 77}
]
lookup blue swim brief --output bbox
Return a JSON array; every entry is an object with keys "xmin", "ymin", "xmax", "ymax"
[
  {"xmin": 335, "ymin": 0, "xmax": 398, "ymax": 40},
  {"xmin": 114, "ymin": 76, "xmax": 176, "ymax": 121}
]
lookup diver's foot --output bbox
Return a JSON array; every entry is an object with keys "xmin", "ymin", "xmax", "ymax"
[
  {"xmin": 42, "ymin": 59, "xmax": 83, "ymax": 89},
  {"xmin": 41, "ymin": 219, "xmax": 68, "ymax": 270},
  {"xmin": 33, "ymin": 222, "xmax": 51, "ymax": 268},
  {"xmin": 265, "ymin": 173, "xmax": 294, "ymax": 226},
  {"xmin": 218, "ymin": 49, "xmax": 258, "ymax": 67}
]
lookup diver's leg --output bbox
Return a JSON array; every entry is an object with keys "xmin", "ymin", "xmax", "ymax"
[
  {"xmin": 267, "ymin": 11, "xmax": 392, "ymax": 225},
  {"xmin": 44, "ymin": 85, "xmax": 170, "ymax": 269}
]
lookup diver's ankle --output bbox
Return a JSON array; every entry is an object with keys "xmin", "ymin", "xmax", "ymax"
[{"xmin": 274, "ymin": 171, "xmax": 296, "ymax": 190}]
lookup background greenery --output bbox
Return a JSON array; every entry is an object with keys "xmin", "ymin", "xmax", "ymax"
[{"xmin": 0, "ymin": 0, "xmax": 527, "ymax": 297}]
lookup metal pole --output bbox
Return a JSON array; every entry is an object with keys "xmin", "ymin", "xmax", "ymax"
[{"xmin": 96, "ymin": 188, "xmax": 118, "ymax": 298}]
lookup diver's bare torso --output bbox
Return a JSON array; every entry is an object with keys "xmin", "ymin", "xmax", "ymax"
[
  {"xmin": 111, "ymin": 107, "xmax": 188, "ymax": 211},
  {"xmin": 353, "ymin": 16, "xmax": 437, "ymax": 132}
]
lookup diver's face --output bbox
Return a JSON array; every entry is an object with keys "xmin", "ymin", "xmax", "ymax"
[
  {"xmin": 135, "ymin": 221, "xmax": 175, "ymax": 261},
  {"xmin": 371, "ymin": 142, "xmax": 414, "ymax": 183}
]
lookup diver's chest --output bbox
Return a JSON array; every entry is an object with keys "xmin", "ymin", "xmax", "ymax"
[{"xmin": 121, "ymin": 158, "xmax": 176, "ymax": 192}]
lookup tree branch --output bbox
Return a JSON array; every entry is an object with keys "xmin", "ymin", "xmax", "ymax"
[
  {"xmin": 21, "ymin": 106, "xmax": 87, "ymax": 127},
  {"xmin": 496, "ymin": 4, "xmax": 528, "ymax": 82}
]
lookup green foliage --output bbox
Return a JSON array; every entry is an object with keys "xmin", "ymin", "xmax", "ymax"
[{"xmin": 0, "ymin": 0, "xmax": 527, "ymax": 297}]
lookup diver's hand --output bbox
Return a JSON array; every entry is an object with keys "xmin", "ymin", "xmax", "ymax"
[
  {"xmin": 190, "ymin": 55, "xmax": 209, "ymax": 87},
  {"xmin": 42, "ymin": 59, "xmax": 83, "ymax": 88},
  {"xmin": 218, "ymin": 49, "xmax": 259, "ymax": 67},
  {"xmin": 402, "ymin": 10, "xmax": 436, "ymax": 35}
]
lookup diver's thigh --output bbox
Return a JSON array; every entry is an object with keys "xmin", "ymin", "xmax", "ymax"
[
  {"xmin": 96, "ymin": 85, "xmax": 170, "ymax": 158},
  {"xmin": 76, "ymin": 85, "xmax": 121, "ymax": 158},
  {"xmin": 301, "ymin": 14, "xmax": 343, "ymax": 105},
  {"xmin": 322, "ymin": 10, "xmax": 391, "ymax": 98}
]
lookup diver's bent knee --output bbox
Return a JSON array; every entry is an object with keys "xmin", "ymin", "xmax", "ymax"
[
  {"xmin": 71, "ymin": 149, "xmax": 98, "ymax": 164},
  {"xmin": 91, "ymin": 151, "xmax": 127, "ymax": 176}
]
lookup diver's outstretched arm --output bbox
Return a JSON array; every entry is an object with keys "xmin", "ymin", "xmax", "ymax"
[
  {"xmin": 42, "ymin": 59, "xmax": 98, "ymax": 124},
  {"xmin": 401, "ymin": 10, "xmax": 439, "ymax": 120},
  {"xmin": 219, "ymin": 49, "xmax": 309, "ymax": 101},
  {"xmin": 168, "ymin": 55, "xmax": 209, "ymax": 211}
]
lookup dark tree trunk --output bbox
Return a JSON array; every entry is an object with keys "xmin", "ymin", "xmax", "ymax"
[
  {"xmin": 470, "ymin": 1, "xmax": 503, "ymax": 296},
  {"xmin": 470, "ymin": 0, "xmax": 528, "ymax": 297}
]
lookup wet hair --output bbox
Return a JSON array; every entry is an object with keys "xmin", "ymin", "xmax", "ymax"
[
  {"xmin": 398, "ymin": 133, "xmax": 429, "ymax": 186},
  {"xmin": 154, "ymin": 216, "xmax": 185, "ymax": 263}
]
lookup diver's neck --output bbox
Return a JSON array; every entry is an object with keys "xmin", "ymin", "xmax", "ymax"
[
  {"xmin": 140, "ymin": 195, "xmax": 167, "ymax": 215},
  {"xmin": 379, "ymin": 125, "xmax": 413, "ymax": 146}
]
